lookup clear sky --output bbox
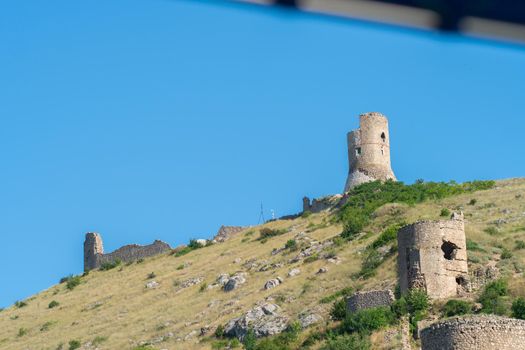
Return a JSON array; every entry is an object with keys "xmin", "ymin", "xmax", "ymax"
[{"xmin": 1, "ymin": 0, "xmax": 524, "ymax": 307}]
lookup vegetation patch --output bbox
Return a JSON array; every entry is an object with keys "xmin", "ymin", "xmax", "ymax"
[
  {"xmin": 48, "ymin": 300, "xmax": 60, "ymax": 309},
  {"xmin": 258, "ymin": 227, "xmax": 288, "ymax": 241},
  {"xmin": 479, "ymin": 279, "xmax": 509, "ymax": 315},
  {"xmin": 340, "ymin": 180, "xmax": 494, "ymax": 239},
  {"xmin": 99, "ymin": 259, "xmax": 122, "ymax": 271},
  {"xmin": 442, "ymin": 299, "xmax": 473, "ymax": 317}
]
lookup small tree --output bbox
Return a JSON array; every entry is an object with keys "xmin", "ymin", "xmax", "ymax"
[{"xmin": 512, "ymin": 297, "xmax": 525, "ymax": 320}]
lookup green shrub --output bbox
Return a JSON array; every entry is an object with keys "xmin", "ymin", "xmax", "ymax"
[
  {"xmin": 468, "ymin": 199, "xmax": 477, "ymax": 205},
  {"xmin": 14, "ymin": 300, "xmax": 28, "ymax": 308},
  {"xmin": 176, "ymin": 264, "xmax": 185, "ymax": 270},
  {"xmin": 132, "ymin": 346, "xmax": 155, "ymax": 350},
  {"xmin": 199, "ymin": 282, "xmax": 208, "ymax": 292},
  {"xmin": 342, "ymin": 307, "xmax": 396, "ymax": 334},
  {"xmin": 66, "ymin": 275, "xmax": 82, "ymax": 290},
  {"xmin": 466, "ymin": 239, "xmax": 485, "ymax": 252},
  {"xmin": 259, "ymin": 228, "xmax": 287, "ymax": 240},
  {"xmin": 479, "ymin": 279, "xmax": 509, "ymax": 315},
  {"xmin": 48, "ymin": 300, "xmax": 60, "ymax": 309},
  {"xmin": 440, "ymin": 208, "xmax": 451, "ymax": 217},
  {"xmin": 484, "ymin": 226, "xmax": 499, "ymax": 235},
  {"xmin": 405, "ymin": 289, "xmax": 429, "ymax": 314},
  {"xmin": 214, "ymin": 324, "xmax": 224, "ymax": 338},
  {"xmin": 330, "ymin": 299, "xmax": 347, "ymax": 321},
  {"xmin": 340, "ymin": 180, "xmax": 494, "ymax": 239},
  {"xmin": 356, "ymin": 250, "xmax": 382, "ymax": 279},
  {"xmin": 285, "ymin": 239, "xmax": 298, "ymax": 251},
  {"xmin": 40, "ymin": 321, "xmax": 55, "ymax": 332},
  {"xmin": 369, "ymin": 224, "xmax": 404, "ymax": 250},
  {"xmin": 332, "ymin": 236, "xmax": 344, "ymax": 247},
  {"xmin": 68, "ymin": 340, "xmax": 81, "ymax": 350},
  {"xmin": 391, "ymin": 297, "xmax": 408, "ymax": 318},
  {"xmin": 302, "ymin": 211, "xmax": 312, "ymax": 218},
  {"xmin": 188, "ymin": 239, "xmax": 204, "ymax": 249},
  {"xmin": 512, "ymin": 297, "xmax": 525, "ymax": 319},
  {"xmin": 18, "ymin": 328, "xmax": 28, "ymax": 337},
  {"xmin": 515, "ymin": 240, "xmax": 525, "ymax": 250},
  {"xmin": 99, "ymin": 259, "xmax": 121, "ymax": 271},
  {"xmin": 147, "ymin": 272, "xmax": 156, "ymax": 279},
  {"xmin": 304, "ymin": 253, "xmax": 319, "ymax": 263},
  {"xmin": 442, "ymin": 299, "xmax": 473, "ymax": 317},
  {"xmin": 320, "ymin": 287, "xmax": 354, "ymax": 304},
  {"xmin": 92, "ymin": 336, "xmax": 108, "ymax": 345},
  {"xmin": 501, "ymin": 248, "xmax": 513, "ymax": 259},
  {"xmin": 321, "ymin": 333, "xmax": 371, "ymax": 350},
  {"xmin": 243, "ymin": 329, "xmax": 257, "ymax": 350}
]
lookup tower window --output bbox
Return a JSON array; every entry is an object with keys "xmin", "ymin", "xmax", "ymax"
[
  {"xmin": 441, "ymin": 241, "xmax": 459, "ymax": 260},
  {"xmin": 355, "ymin": 147, "xmax": 362, "ymax": 156},
  {"xmin": 381, "ymin": 132, "xmax": 386, "ymax": 142},
  {"xmin": 381, "ymin": 148, "xmax": 384, "ymax": 155}
]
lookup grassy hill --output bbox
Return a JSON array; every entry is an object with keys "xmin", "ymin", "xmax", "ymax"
[{"xmin": 1, "ymin": 178, "xmax": 525, "ymax": 350}]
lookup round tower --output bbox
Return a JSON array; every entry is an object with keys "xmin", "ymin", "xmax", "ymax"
[{"xmin": 344, "ymin": 112, "xmax": 396, "ymax": 192}]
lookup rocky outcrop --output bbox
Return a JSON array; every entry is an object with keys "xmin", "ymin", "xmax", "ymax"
[
  {"xmin": 224, "ymin": 273, "xmax": 247, "ymax": 292},
  {"xmin": 264, "ymin": 277, "xmax": 283, "ymax": 290},
  {"xmin": 224, "ymin": 303, "xmax": 289, "ymax": 340},
  {"xmin": 214, "ymin": 226, "xmax": 246, "ymax": 242}
]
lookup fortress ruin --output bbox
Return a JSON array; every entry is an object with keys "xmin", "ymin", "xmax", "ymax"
[
  {"xmin": 397, "ymin": 213, "xmax": 469, "ymax": 299},
  {"xmin": 84, "ymin": 232, "xmax": 172, "ymax": 271},
  {"xmin": 421, "ymin": 315, "xmax": 525, "ymax": 350},
  {"xmin": 344, "ymin": 112, "xmax": 396, "ymax": 192}
]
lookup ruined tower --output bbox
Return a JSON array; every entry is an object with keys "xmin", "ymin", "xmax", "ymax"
[
  {"xmin": 84, "ymin": 232, "xmax": 104, "ymax": 271},
  {"xmin": 397, "ymin": 213, "xmax": 469, "ymax": 299},
  {"xmin": 344, "ymin": 112, "xmax": 396, "ymax": 192}
]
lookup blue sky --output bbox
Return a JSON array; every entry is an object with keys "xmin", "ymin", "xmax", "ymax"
[{"xmin": 1, "ymin": 0, "xmax": 524, "ymax": 307}]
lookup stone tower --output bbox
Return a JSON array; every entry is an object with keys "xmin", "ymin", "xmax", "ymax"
[
  {"xmin": 397, "ymin": 213, "xmax": 469, "ymax": 299},
  {"xmin": 84, "ymin": 232, "xmax": 104, "ymax": 271},
  {"xmin": 344, "ymin": 112, "xmax": 396, "ymax": 192}
]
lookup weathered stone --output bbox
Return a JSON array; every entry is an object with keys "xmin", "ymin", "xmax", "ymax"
[
  {"xmin": 216, "ymin": 274, "xmax": 230, "ymax": 286},
  {"xmin": 397, "ymin": 213, "xmax": 469, "ymax": 299},
  {"xmin": 180, "ymin": 277, "xmax": 203, "ymax": 288},
  {"xmin": 264, "ymin": 277, "xmax": 283, "ymax": 290},
  {"xmin": 346, "ymin": 290, "xmax": 394, "ymax": 313},
  {"xmin": 298, "ymin": 313, "xmax": 322, "ymax": 329},
  {"xmin": 344, "ymin": 112, "xmax": 396, "ymax": 192},
  {"xmin": 317, "ymin": 267, "xmax": 328, "ymax": 274},
  {"xmin": 288, "ymin": 268, "xmax": 301, "ymax": 277},
  {"xmin": 420, "ymin": 315, "xmax": 525, "ymax": 350},
  {"xmin": 224, "ymin": 273, "xmax": 247, "ymax": 292},
  {"xmin": 84, "ymin": 232, "xmax": 171, "ymax": 271},
  {"xmin": 224, "ymin": 303, "xmax": 289, "ymax": 340},
  {"xmin": 145, "ymin": 281, "xmax": 159, "ymax": 289},
  {"xmin": 214, "ymin": 225, "xmax": 246, "ymax": 242}
]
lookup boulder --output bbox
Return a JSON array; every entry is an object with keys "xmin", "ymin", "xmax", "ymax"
[
  {"xmin": 224, "ymin": 303, "xmax": 289, "ymax": 340},
  {"xmin": 145, "ymin": 281, "xmax": 159, "ymax": 289},
  {"xmin": 224, "ymin": 273, "xmax": 247, "ymax": 292},
  {"xmin": 299, "ymin": 312, "xmax": 323, "ymax": 329},
  {"xmin": 288, "ymin": 268, "xmax": 301, "ymax": 277},
  {"xmin": 264, "ymin": 277, "xmax": 283, "ymax": 290}
]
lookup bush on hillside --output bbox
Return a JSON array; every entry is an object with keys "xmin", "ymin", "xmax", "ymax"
[
  {"xmin": 65, "ymin": 275, "xmax": 82, "ymax": 290},
  {"xmin": 99, "ymin": 259, "xmax": 121, "ymax": 271},
  {"xmin": 259, "ymin": 228, "xmax": 287, "ymax": 240},
  {"xmin": 48, "ymin": 300, "xmax": 60, "ymax": 309},
  {"xmin": 340, "ymin": 180, "xmax": 495, "ymax": 239},
  {"xmin": 479, "ymin": 279, "xmax": 509, "ymax": 315},
  {"xmin": 442, "ymin": 299, "xmax": 473, "ymax": 317},
  {"xmin": 342, "ymin": 307, "xmax": 396, "ymax": 334},
  {"xmin": 440, "ymin": 208, "xmax": 451, "ymax": 217},
  {"xmin": 321, "ymin": 333, "xmax": 371, "ymax": 350},
  {"xmin": 512, "ymin": 297, "xmax": 525, "ymax": 320},
  {"xmin": 330, "ymin": 299, "xmax": 347, "ymax": 321}
]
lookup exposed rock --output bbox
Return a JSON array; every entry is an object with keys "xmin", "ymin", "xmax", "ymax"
[
  {"xmin": 180, "ymin": 277, "xmax": 204, "ymax": 288},
  {"xmin": 195, "ymin": 239, "xmax": 208, "ymax": 246},
  {"xmin": 224, "ymin": 303, "xmax": 289, "ymax": 340},
  {"xmin": 214, "ymin": 225, "xmax": 246, "ymax": 242},
  {"xmin": 298, "ymin": 312, "xmax": 322, "ymax": 329},
  {"xmin": 264, "ymin": 277, "xmax": 283, "ymax": 290},
  {"xmin": 258, "ymin": 263, "xmax": 283, "ymax": 272},
  {"xmin": 224, "ymin": 273, "xmax": 247, "ymax": 292},
  {"xmin": 346, "ymin": 290, "xmax": 395, "ymax": 313},
  {"xmin": 145, "ymin": 281, "xmax": 160, "ymax": 289},
  {"xmin": 326, "ymin": 257, "xmax": 342, "ymax": 264},
  {"xmin": 317, "ymin": 267, "xmax": 328, "ymax": 274},
  {"xmin": 216, "ymin": 274, "xmax": 230, "ymax": 286},
  {"xmin": 288, "ymin": 268, "xmax": 301, "ymax": 277}
]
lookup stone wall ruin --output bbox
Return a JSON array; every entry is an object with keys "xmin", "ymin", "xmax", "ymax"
[
  {"xmin": 421, "ymin": 315, "xmax": 525, "ymax": 350},
  {"xmin": 346, "ymin": 290, "xmax": 395, "ymax": 313},
  {"xmin": 84, "ymin": 232, "xmax": 171, "ymax": 271}
]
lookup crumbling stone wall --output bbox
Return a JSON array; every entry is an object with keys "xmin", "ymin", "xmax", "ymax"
[
  {"xmin": 397, "ymin": 213, "xmax": 469, "ymax": 299},
  {"xmin": 346, "ymin": 290, "xmax": 395, "ymax": 313},
  {"xmin": 83, "ymin": 232, "xmax": 171, "ymax": 271},
  {"xmin": 344, "ymin": 112, "xmax": 396, "ymax": 192},
  {"xmin": 420, "ymin": 315, "xmax": 525, "ymax": 350},
  {"xmin": 302, "ymin": 195, "xmax": 343, "ymax": 214}
]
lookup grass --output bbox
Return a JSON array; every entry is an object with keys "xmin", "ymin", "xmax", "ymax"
[{"xmin": 0, "ymin": 178, "xmax": 523, "ymax": 350}]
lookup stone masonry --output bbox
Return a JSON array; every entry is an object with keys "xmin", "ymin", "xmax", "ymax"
[
  {"xmin": 213, "ymin": 225, "xmax": 245, "ymax": 242},
  {"xmin": 346, "ymin": 290, "xmax": 395, "ymax": 313},
  {"xmin": 397, "ymin": 213, "xmax": 469, "ymax": 299},
  {"xmin": 420, "ymin": 315, "xmax": 525, "ymax": 350},
  {"xmin": 84, "ymin": 232, "xmax": 171, "ymax": 271},
  {"xmin": 344, "ymin": 112, "xmax": 396, "ymax": 192}
]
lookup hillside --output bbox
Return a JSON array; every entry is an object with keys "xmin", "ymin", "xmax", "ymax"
[{"xmin": 1, "ymin": 178, "xmax": 525, "ymax": 350}]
